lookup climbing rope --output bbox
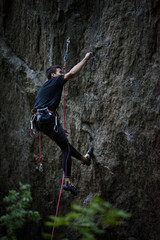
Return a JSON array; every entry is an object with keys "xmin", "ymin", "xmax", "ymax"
[
  {"xmin": 50, "ymin": 38, "xmax": 70, "ymax": 240},
  {"xmin": 30, "ymin": 39, "xmax": 71, "ymax": 240},
  {"xmin": 51, "ymin": 172, "xmax": 64, "ymax": 239}
]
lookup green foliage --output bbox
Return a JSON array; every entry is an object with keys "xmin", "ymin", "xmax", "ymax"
[
  {"xmin": 0, "ymin": 182, "xmax": 41, "ymax": 240},
  {"xmin": 44, "ymin": 196, "xmax": 131, "ymax": 240}
]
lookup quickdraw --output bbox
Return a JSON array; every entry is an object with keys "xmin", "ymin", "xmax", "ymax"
[
  {"xmin": 63, "ymin": 37, "xmax": 70, "ymax": 72},
  {"xmin": 53, "ymin": 115, "xmax": 58, "ymax": 133},
  {"xmin": 62, "ymin": 37, "xmax": 70, "ymax": 131},
  {"xmin": 30, "ymin": 114, "xmax": 36, "ymax": 137}
]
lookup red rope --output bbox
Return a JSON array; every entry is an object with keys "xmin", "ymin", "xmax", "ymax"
[
  {"xmin": 50, "ymin": 86, "xmax": 65, "ymax": 239},
  {"xmin": 50, "ymin": 39, "xmax": 70, "ymax": 240},
  {"xmin": 51, "ymin": 172, "xmax": 64, "ymax": 240},
  {"xmin": 35, "ymin": 131, "xmax": 42, "ymax": 165},
  {"xmin": 50, "ymin": 69, "xmax": 65, "ymax": 240}
]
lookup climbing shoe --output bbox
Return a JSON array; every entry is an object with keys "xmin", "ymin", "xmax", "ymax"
[
  {"xmin": 83, "ymin": 147, "xmax": 94, "ymax": 166},
  {"xmin": 63, "ymin": 183, "xmax": 78, "ymax": 196}
]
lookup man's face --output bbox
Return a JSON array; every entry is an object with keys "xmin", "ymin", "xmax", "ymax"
[
  {"xmin": 51, "ymin": 68, "xmax": 64, "ymax": 78},
  {"xmin": 56, "ymin": 68, "xmax": 64, "ymax": 76}
]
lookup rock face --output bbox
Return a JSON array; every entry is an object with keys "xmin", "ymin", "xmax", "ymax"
[{"xmin": 0, "ymin": 0, "xmax": 160, "ymax": 239}]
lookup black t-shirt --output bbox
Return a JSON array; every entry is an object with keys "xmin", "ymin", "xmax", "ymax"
[{"xmin": 33, "ymin": 75, "xmax": 65, "ymax": 111}]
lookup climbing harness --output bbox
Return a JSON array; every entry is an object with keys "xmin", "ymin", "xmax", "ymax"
[{"xmin": 86, "ymin": 52, "xmax": 96, "ymax": 88}]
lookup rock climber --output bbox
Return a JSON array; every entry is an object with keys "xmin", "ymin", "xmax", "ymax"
[{"xmin": 32, "ymin": 52, "xmax": 94, "ymax": 196}]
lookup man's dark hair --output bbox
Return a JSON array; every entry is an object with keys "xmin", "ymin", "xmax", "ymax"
[{"xmin": 46, "ymin": 65, "xmax": 62, "ymax": 79}]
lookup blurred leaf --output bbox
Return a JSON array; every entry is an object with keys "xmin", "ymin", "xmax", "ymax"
[
  {"xmin": 42, "ymin": 232, "xmax": 51, "ymax": 239},
  {"xmin": 3, "ymin": 191, "xmax": 19, "ymax": 204},
  {"xmin": 71, "ymin": 204, "xmax": 85, "ymax": 212},
  {"xmin": 67, "ymin": 212, "xmax": 83, "ymax": 219},
  {"xmin": 44, "ymin": 195, "xmax": 131, "ymax": 240},
  {"xmin": 45, "ymin": 221, "xmax": 54, "ymax": 227}
]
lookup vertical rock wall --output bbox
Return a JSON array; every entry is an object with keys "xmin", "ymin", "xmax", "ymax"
[{"xmin": 0, "ymin": 0, "xmax": 160, "ymax": 239}]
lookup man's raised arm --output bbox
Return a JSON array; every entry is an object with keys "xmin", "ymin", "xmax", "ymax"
[{"xmin": 64, "ymin": 52, "xmax": 92, "ymax": 81}]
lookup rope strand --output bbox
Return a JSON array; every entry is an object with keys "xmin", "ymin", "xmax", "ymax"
[
  {"xmin": 51, "ymin": 172, "xmax": 64, "ymax": 240},
  {"xmin": 50, "ymin": 38, "xmax": 70, "ymax": 240}
]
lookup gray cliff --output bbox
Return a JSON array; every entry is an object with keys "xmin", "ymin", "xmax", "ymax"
[{"xmin": 0, "ymin": 0, "xmax": 160, "ymax": 239}]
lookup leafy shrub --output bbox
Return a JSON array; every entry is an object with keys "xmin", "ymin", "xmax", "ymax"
[{"xmin": 0, "ymin": 182, "xmax": 40, "ymax": 240}]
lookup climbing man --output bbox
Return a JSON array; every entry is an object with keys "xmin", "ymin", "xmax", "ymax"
[{"xmin": 32, "ymin": 52, "xmax": 94, "ymax": 195}]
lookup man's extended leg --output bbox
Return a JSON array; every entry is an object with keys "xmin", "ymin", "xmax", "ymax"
[
  {"xmin": 36, "ymin": 116, "xmax": 93, "ymax": 195},
  {"xmin": 69, "ymin": 144, "xmax": 93, "ymax": 165}
]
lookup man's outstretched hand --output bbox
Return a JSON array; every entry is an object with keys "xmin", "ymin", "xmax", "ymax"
[
  {"xmin": 64, "ymin": 52, "xmax": 93, "ymax": 81},
  {"xmin": 85, "ymin": 52, "xmax": 93, "ymax": 60}
]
